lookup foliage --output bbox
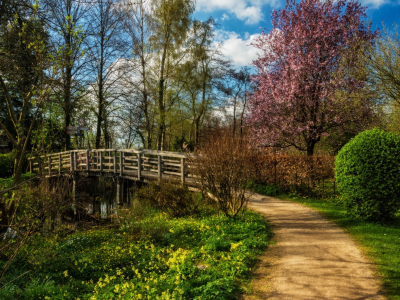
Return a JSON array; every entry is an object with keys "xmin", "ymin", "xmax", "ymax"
[
  {"xmin": 134, "ymin": 180, "xmax": 201, "ymax": 218},
  {"xmin": 248, "ymin": 182, "xmax": 282, "ymax": 197},
  {"xmin": 0, "ymin": 172, "xmax": 35, "ymax": 192},
  {"xmin": 281, "ymin": 193, "xmax": 400, "ymax": 300},
  {"xmin": 188, "ymin": 131, "xmax": 254, "ymax": 217},
  {"xmin": 246, "ymin": 0, "xmax": 377, "ymax": 155},
  {"xmin": 0, "ymin": 176, "xmax": 76, "ymax": 285},
  {"xmin": 0, "ymin": 152, "xmax": 14, "ymax": 178},
  {"xmin": 335, "ymin": 128, "xmax": 400, "ymax": 221},
  {"xmin": 369, "ymin": 23, "xmax": 400, "ymax": 106},
  {"xmin": 0, "ymin": 209, "xmax": 272, "ymax": 299},
  {"xmin": 250, "ymin": 151, "xmax": 335, "ymax": 196}
]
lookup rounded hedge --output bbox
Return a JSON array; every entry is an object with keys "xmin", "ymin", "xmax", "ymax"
[{"xmin": 335, "ymin": 128, "xmax": 400, "ymax": 221}]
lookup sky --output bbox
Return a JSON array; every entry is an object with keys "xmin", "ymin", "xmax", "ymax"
[{"xmin": 193, "ymin": 0, "xmax": 400, "ymax": 68}]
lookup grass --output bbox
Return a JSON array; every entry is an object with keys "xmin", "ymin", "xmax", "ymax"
[
  {"xmin": 0, "ymin": 208, "xmax": 273, "ymax": 300},
  {"xmin": 252, "ymin": 183, "xmax": 400, "ymax": 300}
]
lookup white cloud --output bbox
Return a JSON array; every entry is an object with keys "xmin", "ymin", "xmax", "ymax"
[
  {"xmin": 221, "ymin": 13, "xmax": 230, "ymax": 20},
  {"xmin": 196, "ymin": 0, "xmax": 277, "ymax": 24},
  {"xmin": 214, "ymin": 31, "xmax": 261, "ymax": 67}
]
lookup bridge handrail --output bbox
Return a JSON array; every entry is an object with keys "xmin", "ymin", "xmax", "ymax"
[{"xmin": 28, "ymin": 149, "xmax": 190, "ymax": 184}]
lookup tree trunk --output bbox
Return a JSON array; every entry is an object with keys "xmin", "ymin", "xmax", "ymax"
[
  {"xmin": 64, "ymin": 66, "xmax": 72, "ymax": 151},
  {"xmin": 157, "ymin": 78, "xmax": 165, "ymax": 150}
]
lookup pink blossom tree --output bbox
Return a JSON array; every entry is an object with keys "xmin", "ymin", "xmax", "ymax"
[{"xmin": 246, "ymin": 0, "xmax": 378, "ymax": 155}]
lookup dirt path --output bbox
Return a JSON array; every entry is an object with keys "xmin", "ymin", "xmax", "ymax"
[{"xmin": 244, "ymin": 193, "xmax": 385, "ymax": 300}]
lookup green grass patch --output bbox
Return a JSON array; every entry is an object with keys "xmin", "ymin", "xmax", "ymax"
[
  {"xmin": 254, "ymin": 185, "xmax": 400, "ymax": 300},
  {"xmin": 0, "ymin": 209, "xmax": 272, "ymax": 300}
]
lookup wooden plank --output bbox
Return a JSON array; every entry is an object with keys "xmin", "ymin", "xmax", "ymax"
[
  {"xmin": 123, "ymin": 165, "xmax": 138, "ymax": 170},
  {"xmin": 123, "ymin": 156, "xmax": 138, "ymax": 163},
  {"xmin": 163, "ymin": 171, "xmax": 181, "ymax": 176},
  {"xmin": 163, "ymin": 162, "xmax": 181, "ymax": 167}
]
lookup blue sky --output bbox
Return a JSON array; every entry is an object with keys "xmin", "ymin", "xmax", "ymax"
[{"xmin": 193, "ymin": 0, "xmax": 400, "ymax": 68}]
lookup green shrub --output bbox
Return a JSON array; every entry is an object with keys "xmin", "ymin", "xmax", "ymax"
[
  {"xmin": 135, "ymin": 180, "xmax": 201, "ymax": 217},
  {"xmin": 335, "ymin": 128, "xmax": 400, "ymax": 221},
  {"xmin": 0, "ymin": 152, "xmax": 14, "ymax": 178},
  {"xmin": 247, "ymin": 181, "xmax": 282, "ymax": 197}
]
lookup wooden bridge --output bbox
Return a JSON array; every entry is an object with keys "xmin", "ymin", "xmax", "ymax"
[
  {"xmin": 29, "ymin": 149, "xmax": 191, "ymax": 205},
  {"xmin": 29, "ymin": 149, "xmax": 188, "ymax": 183}
]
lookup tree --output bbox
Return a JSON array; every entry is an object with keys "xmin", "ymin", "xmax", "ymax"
[
  {"xmin": 369, "ymin": 24, "xmax": 400, "ymax": 105},
  {"xmin": 246, "ymin": 0, "xmax": 377, "ymax": 155},
  {"xmin": 0, "ymin": 1, "xmax": 52, "ymax": 184},
  {"xmin": 43, "ymin": 0, "xmax": 90, "ymax": 151},
  {"xmin": 117, "ymin": 0, "xmax": 155, "ymax": 149},
  {"xmin": 87, "ymin": 0, "xmax": 128, "ymax": 149},
  {"xmin": 150, "ymin": 0, "xmax": 194, "ymax": 150},
  {"xmin": 217, "ymin": 67, "xmax": 252, "ymax": 138}
]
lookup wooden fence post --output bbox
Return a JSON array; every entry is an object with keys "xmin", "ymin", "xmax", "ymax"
[
  {"xmin": 181, "ymin": 157, "xmax": 185, "ymax": 184},
  {"xmin": 72, "ymin": 174, "xmax": 77, "ymax": 219},
  {"xmin": 48, "ymin": 156, "xmax": 52, "ymax": 176},
  {"xmin": 120, "ymin": 151, "xmax": 123, "ymax": 176},
  {"xmin": 100, "ymin": 151, "xmax": 103, "ymax": 172},
  {"xmin": 137, "ymin": 153, "xmax": 141, "ymax": 180},
  {"xmin": 113, "ymin": 150, "xmax": 117, "ymax": 173},
  {"xmin": 158, "ymin": 155, "xmax": 162, "ymax": 180},
  {"xmin": 59, "ymin": 154, "xmax": 62, "ymax": 175},
  {"xmin": 116, "ymin": 177, "xmax": 122, "ymax": 206},
  {"xmin": 86, "ymin": 150, "xmax": 90, "ymax": 171},
  {"xmin": 74, "ymin": 152, "xmax": 78, "ymax": 170},
  {"xmin": 70, "ymin": 152, "xmax": 74, "ymax": 171}
]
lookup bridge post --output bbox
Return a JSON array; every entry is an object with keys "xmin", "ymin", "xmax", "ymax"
[
  {"xmin": 74, "ymin": 152, "xmax": 78, "ymax": 170},
  {"xmin": 48, "ymin": 156, "xmax": 52, "ymax": 176},
  {"xmin": 100, "ymin": 151, "xmax": 103, "ymax": 172},
  {"xmin": 113, "ymin": 150, "xmax": 117, "ymax": 173},
  {"xmin": 59, "ymin": 154, "xmax": 62, "ymax": 174},
  {"xmin": 86, "ymin": 150, "xmax": 90, "ymax": 171},
  {"xmin": 72, "ymin": 174, "xmax": 78, "ymax": 219},
  {"xmin": 158, "ymin": 156, "xmax": 162, "ymax": 180},
  {"xmin": 120, "ymin": 151, "xmax": 123, "ymax": 176},
  {"xmin": 116, "ymin": 177, "xmax": 122, "ymax": 206},
  {"xmin": 70, "ymin": 152, "xmax": 73, "ymax": 171},
  {"xmin": 137, "ymin": 153, "xmax": 141, "ymax": 180},
  {"xmin": 181, "ymin": 158, "xmax": 185, "ymax": 184}
]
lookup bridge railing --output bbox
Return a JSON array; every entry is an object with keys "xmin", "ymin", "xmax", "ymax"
[{"xmin": 29, "ymin": 149, "xmax": 188, "ymax": 183}]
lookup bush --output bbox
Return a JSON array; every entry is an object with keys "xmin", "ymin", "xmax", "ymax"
[
  {"xmin": 135, "ymin": 180, "xmax": 201, "ymax": 218},
  {"xmin": 188, "ymin": 132, "xmax": 254, "ymax": 218},
  {"xmin": 248, "ymin": 182, "xmax": 282, "ymax": 197},
  {"xmin": 0, "ymin": 152, "xmax": 14, "ymax": 178},
  {"xmin": 335, "ymin": 128, "xmax": 400, "ymax": 221}
]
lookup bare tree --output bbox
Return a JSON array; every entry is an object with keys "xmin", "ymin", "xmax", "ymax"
[
  {"xmin": 86, "ymin": 0, "xmax": 129, "ymax": 149},
  {"xmin": 117, "ymin": 0, "xmax": 155, "ymax": 149},
  {"xmin": 42, "ymin": 0, "xmax": 91, "ymax": 150}
]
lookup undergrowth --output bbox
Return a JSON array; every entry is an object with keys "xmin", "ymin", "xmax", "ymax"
[{"xmin": 0, "ymin": 209, "xmax": 272, "ymax": 299}]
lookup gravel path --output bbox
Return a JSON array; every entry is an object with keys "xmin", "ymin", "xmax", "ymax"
[{"xmin": 244, "ymin": 193, "xmax": 385, "ymax": 300}]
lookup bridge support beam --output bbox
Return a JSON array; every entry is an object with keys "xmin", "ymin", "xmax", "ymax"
[
  {"xmin": 116, "ymin": 177, "xmax": 123, "ymax": 206},
  {"xmin": 72, "ymin": 174, "xmax": 78, "ymax": 219}
]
